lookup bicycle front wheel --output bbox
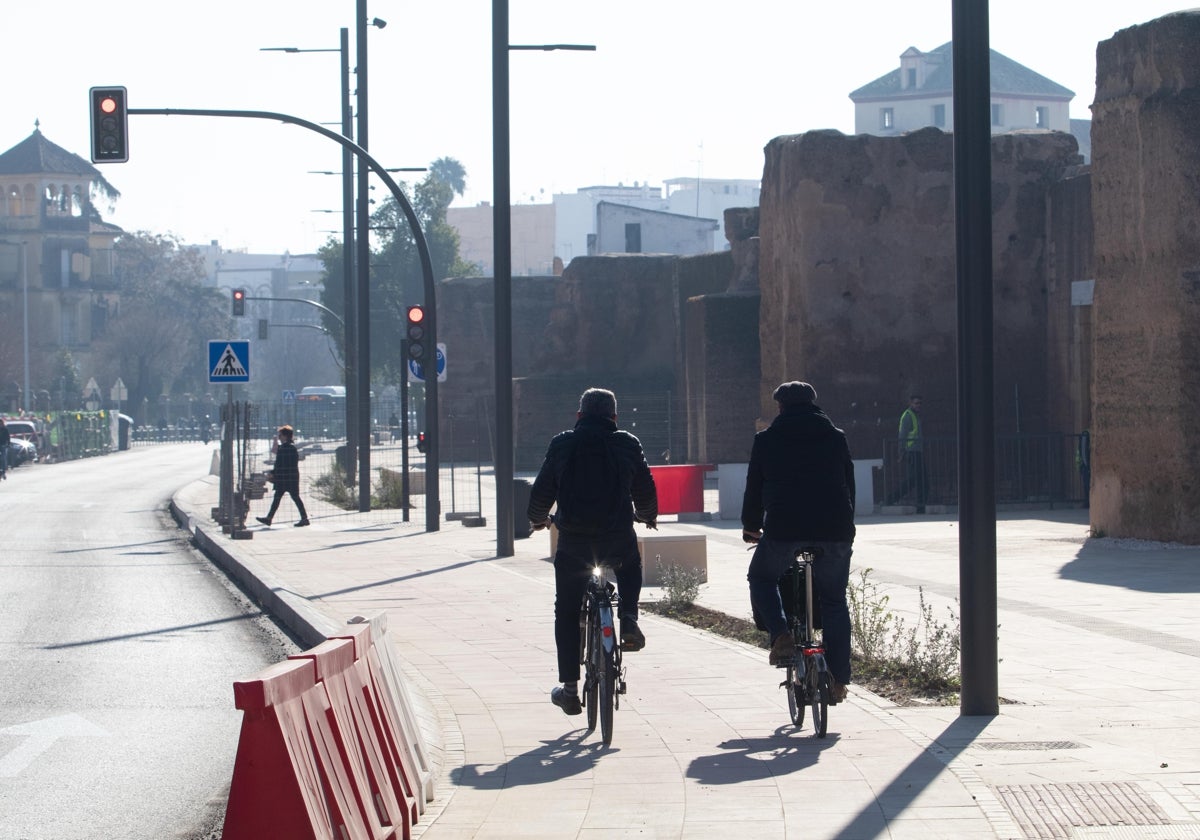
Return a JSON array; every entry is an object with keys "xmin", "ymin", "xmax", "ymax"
[
  {"xmin": 810, "ymin": 668, "xmax": 830, "ymax": 738},
  {"xmin": 599, "ymin": 646, "xmax": 616, "ymax": 745},
  {"xmin": 786, "ymin": 663, "xmax": 804, "ymax": 728},
  {"xmin": 584, "ymin": 620, "xmax": 600, "ymax": 733}
]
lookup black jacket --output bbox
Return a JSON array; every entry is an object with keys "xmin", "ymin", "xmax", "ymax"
[
  {"xmin": 528, "ymin": 414, "xmax": 658, "ymax": 536},
  {"xmin": 741, "ymin": 403, "xmax": 855, "ymax": 542},
  {"xmin": 272, "ymin": 441, "xmax": 301, "ymax": 492}
]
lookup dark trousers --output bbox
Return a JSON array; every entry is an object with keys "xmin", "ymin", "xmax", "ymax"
[
  {"xmin": 553, "ymin": 530, "xmax": 642, "ymax": 683},
  {"xmin": 266, "ymin": 486, "xmax": 307, "ymax": 521},
  {"xmin": 747, "ymin": 538, "xmax": 853, "ymax": 685},
  {"xmin": 891, "ymin": 450, "xmax": 927, "ymax": 507}
]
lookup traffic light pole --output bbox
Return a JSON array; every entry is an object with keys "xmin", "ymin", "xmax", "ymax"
[{"xmin": 127, "ymin": 105, "xmax": 440, "ymax": 531}]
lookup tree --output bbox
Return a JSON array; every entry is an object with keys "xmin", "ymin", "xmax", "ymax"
[
  {"xmin": 318, "ymin": 157, "xmax": 477, "ymax": 384},
  {"xmin": 89, "ymin": 232, "xmax": 229, "ymax": 416}
]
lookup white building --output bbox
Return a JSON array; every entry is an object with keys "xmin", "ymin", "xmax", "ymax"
[{"xmin": 849, "ymin": 43, "xmax": 1074, "ymax": 137}]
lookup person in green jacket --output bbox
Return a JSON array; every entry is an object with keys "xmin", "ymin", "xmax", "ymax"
[{"xmin": 888, "ymin": 394, "xmax": 927, "ymax": 512}]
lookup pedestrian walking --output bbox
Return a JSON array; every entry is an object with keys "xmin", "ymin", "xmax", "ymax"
[{"xmin": 257, "ymin": 425, "xmax": 309, "ymax": 527}]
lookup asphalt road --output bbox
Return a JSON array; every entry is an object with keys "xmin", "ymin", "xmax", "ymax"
[{"xmin": 0, "ymin": 444, "xmax": 297, "ymax": 840}]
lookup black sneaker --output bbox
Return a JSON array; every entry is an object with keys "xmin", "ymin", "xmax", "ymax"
[
  {"xmin": 620, "ymin": 616, "xmax": 646, "ymax": 652},
  {"xmin": 551, "ymin": 686, "xmax": 582, "ymax": 715},
  {"xmin": 295, "ymin": 519, "xmax": 310, "ymax": 527},
  {"xmin": 256, "ymin": 516, "xmax": 272, "ymax": 526}
]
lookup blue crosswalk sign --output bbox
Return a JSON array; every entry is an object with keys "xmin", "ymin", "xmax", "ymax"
[{"xmin": 209, "ymin": 340, "xmax": 250, "ymax": 383}]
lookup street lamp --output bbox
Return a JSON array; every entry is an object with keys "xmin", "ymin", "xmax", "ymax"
[
  {"xmin": 354, "ymin": 6, "xmax": 391, "ymax": 514},
  {"xmin": 492, "ymin": 1, "xmax": 594, "ymax": 555},
  {"xmin": 262, "ymin": 29, "xmax": 359, "ymax": 485}
]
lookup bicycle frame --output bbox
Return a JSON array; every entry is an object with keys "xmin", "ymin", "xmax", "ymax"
[
  {"xmin": 780, "ymin": 550, "xmax": 831, "ymax": 736},
  {"xmin": 579, "ymin": 565, "xmax": 624, "ymax": 745}
]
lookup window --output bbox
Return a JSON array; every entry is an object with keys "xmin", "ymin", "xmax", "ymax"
[
  {"xmin": 624, "ymin": 223, "xmax": 641, "ymax": 253},
  {"xmin": 932, "ymin": 104, "xmax": 946, "ymax": 128},
  {"xmin": 881, "ymin": 108, "xmax": 895, "ymax": 130},
  {"xmin": 906, "ymin": 68, "xmax": 916, "ymax": 89},
  {"xmin": 991, "ymin": 103, "xmax": 1004, "ymax": 126},
  {"xmin": 1035, "ymin": 106, "xmax": 1049, "ymax": 128}
]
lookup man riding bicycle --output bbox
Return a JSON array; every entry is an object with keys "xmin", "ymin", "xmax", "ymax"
[
  {"xmin": 528, "ymin": 387, "xmax": 658, "ymax": 716},
  {"xmin": 742, "ymin": 381, "xmax": 855, "ymax": 704}
]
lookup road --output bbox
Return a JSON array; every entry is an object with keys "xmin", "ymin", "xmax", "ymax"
[{"xmin": 0, "ymin": 444, "xmax": 297, "ymax": 840}]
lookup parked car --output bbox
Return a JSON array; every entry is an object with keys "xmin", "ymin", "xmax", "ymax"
[
  {"xmin": 7, "ymin": 436, "xmax": 36, "ymax": 466},
  {"xmin": 3, "ymin": 419, "xmax": 40, "ymax": 466}
]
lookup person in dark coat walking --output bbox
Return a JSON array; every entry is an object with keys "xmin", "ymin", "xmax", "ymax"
[
  {"xmin": 742, "ymin": 381, "xmax": 855, "ymax": 703},
  {"xmin": 527, "ymin": 387, "xmax": 658, "ymax": 716},
  {"xmin": 257, "ymin": 425, "xmax": 309, "ymax": 527}
]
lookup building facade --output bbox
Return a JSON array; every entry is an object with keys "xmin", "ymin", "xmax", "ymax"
[{"xmin": 849, "ymin": 43, "xmax": 1074, "ymax": 137}]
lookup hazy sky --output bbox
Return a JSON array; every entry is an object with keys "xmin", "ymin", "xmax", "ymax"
[{"xmin": 6, "ymin": 1, "xmax": 1189, "ymax": 255}]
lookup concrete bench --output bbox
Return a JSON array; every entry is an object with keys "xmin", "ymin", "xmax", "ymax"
[{"xmin": 546, "ymin": 528, "xmax": 708, "ymax": 586}]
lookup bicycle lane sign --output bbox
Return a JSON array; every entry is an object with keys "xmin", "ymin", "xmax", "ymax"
[{"xmin": 209, "ymin": 340, "xmax": 250, "ymax": 384}]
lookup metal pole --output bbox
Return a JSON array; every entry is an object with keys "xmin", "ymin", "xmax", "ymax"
[
  {"xmin": 21, "ymin": 241, "xmax": 30, "ymax": 412},
  {"xmin": 355, "ymin": 0, "xmax": 372, "ymax": 512},
  {"xmin": 128, "ymin": 105, "xmax": 440, "ymax": 529},
  {"xmin": 400, "ymin": 341, "xmax": 410, "ymax": 522},
  {"xmin": 341, "ymin": 26, "xmax": 359, "ymax": 487},
  {"xmin": 952, "ymin": 0, "xmax": 999, "ymax": 716},
  {"xmin": 493, "ymin": 0, "xmax": 515, "ymax": 556}
]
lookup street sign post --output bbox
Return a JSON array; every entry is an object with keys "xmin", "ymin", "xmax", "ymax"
[
  {"xmin": 208, "ymin": 340, "xmax": 251, "ymax": 384},
  {"xmin": 407, "ymin": 343, "xmax": 446, "ymax": 383}
]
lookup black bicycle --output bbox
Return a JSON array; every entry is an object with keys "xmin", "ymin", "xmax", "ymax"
[
  {"xmin": 779, "ymin": 549, "xmax": 832, "ymax": 737},
  {"xmin": 579, "ymin": 565, "xmax": 625, "ymax": 745}
]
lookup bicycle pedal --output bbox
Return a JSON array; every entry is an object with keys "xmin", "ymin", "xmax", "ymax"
[{"xmin": 618, "ymin": 680, "xmax": 627, "ymax": 694}]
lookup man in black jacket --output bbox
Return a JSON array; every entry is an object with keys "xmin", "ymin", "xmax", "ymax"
[
  {"xmin": 742, "ymin": 381, "xmax": 855, "ymax": 703},
  {"xmin": 257, "ymin": 425, "xmax": 310, "ymax": 527},
  {"xmin": 528, "ymin": 388, "xmax": 658, "ymax": 716}
]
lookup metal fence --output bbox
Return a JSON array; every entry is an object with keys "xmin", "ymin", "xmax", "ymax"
[{"xmin": 879, "ymin": 434, "xmax": 1088, "ymax": 507}]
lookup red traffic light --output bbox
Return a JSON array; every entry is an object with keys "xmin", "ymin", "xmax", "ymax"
[
  {"xmin": 233, "ymin": 289, "xmax": 245, "ymax": 301},
  {"xmin": 89, "ymin": 86, "xmax": 128, "ymax": 164},
  {"xmin": 406, "ymin": 305, "xmax": 425, "ymax": 324}
]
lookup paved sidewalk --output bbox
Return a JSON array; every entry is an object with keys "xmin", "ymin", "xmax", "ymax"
[{"xmin": 174, "ymin": 476, "xmax": 1200, "ymax": 839}]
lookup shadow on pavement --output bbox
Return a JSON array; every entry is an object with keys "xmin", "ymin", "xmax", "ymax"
[
  {"xmin": 686, "ymin": 727, "xmax": 835, "ymax": 784},
  {"xmin": 452, "ymin": 731, "xmax": 606, "ymax": 788}
]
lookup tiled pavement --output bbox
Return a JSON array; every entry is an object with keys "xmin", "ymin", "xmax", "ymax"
[{"xmin": 174, "ymin": 476, "xmax": 1200, "ymax": 839}]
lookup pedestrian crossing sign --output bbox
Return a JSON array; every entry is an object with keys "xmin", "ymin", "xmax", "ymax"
[{"xmin": 209, "ymin": 340, "xmax": 251, "ymax": 383}]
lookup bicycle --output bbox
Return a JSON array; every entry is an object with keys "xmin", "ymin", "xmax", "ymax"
[
  {"xmin": 579, "ymin": 565, "xmax": 625, "ymax": 745},
  {"xmin": 778, "ymin": 549, "xmax": 832, "ymax": 737}
]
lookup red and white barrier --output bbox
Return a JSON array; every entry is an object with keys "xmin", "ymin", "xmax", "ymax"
[{"xmin": 222, "ymin": 615, "xmax": 434, "ymax": 840}]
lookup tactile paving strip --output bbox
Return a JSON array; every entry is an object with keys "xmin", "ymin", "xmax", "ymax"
[{"xmin": 994, "ymin": 782, "xmax": 1172, "ymax": 839}]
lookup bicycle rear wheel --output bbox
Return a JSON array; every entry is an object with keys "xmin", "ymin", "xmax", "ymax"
[
  {"xmin": 809, "ymin": 667, "xmax": 830, "ymax": 738},
  {"xmin": 786, "ymin": 662, "xmax": 805, "ymax": 727}
]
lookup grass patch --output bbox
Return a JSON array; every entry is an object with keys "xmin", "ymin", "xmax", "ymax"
[{"xmin": 642, "ymin": 566, "xmax": 962, "ymax": 707}]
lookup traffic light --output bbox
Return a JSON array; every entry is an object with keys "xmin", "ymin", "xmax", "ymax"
[
  {"xmin": 417, "ymin": 431, "xmax": 428, "ymax": 454},
  {"xmin": 89, "ymin": 87, "xmax": 129, "ymax": 164},
  {"xmin": 406, "ymin": 305, "xmax": 426, "ymax": 365},
  {"xmin": 258, "ymin": 318, "xmax": 269, "ymax": 340},
  {"xmin": 232, "ymin": 288, "xmax": 246, "ymax": 317}
]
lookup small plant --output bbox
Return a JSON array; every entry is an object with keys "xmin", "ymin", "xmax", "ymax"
[
  {"xmin": 659, "ymin": 561, "xmax": 703, "ymax": 608},
  {"xmin": 848, "ymin": 567, "xmax": 894, "ymax": 663},
  {"xmin": 847, "ymin": 567, "xmax": 961, "ymax": 698},
  {"xmin": 313, "ymin": 466, "xmax": 357, "ymax": 510}
]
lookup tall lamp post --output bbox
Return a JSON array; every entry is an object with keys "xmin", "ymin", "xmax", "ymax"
[
  {"xmin": 262, "ymin": 31, "xmax": 358, "ymax": 483},
  {"xmin": 355, "ymin": 8, "xmax": 389, "ymax": 512},
  {"xmin": 492, "ymin": 0, "xmax": 594, "ymax": 555}
]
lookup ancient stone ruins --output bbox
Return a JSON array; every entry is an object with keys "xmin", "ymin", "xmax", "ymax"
[{"xmin": 433, "ymin": 11, "xmax": 1199, "ymax": 543}]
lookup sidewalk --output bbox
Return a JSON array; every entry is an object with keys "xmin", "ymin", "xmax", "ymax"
[{"xmin": 173, "ymin": 476, "xmax": 1200, "ymax": 839}]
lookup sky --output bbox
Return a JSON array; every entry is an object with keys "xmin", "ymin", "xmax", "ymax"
[{"xmin": 5, "ymin": 1, "xmax": 1191, "ymax": 255}]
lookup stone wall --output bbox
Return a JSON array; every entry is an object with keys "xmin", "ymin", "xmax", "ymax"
[
  {"xmin": 1045, "ymin": 170, "xmax": 1094, "ymax": 440},
  {"xmin": 516, "ymin": 252, "xmax": 730, "ymax": 469},
  {"xmin": 757, "ymin": 127, "xmax": 1080, "ymax": 461},
  {"xmin": 434, "ymin": 274, "xmax": 560, "ymax": 462},
  {"xmin": 1090, "ymin": 11, "xmax": 1200, "ymax": 541}
]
